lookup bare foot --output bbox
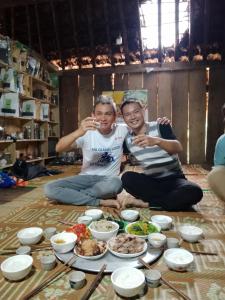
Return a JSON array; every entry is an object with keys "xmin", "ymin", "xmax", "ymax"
[
  {"xmin": 119, "ymin": 197, "xmax": 149, "ymax": 209},
  {"xmin": 100, "ymin": 199, "xmax": 121, "ymax": 210}
]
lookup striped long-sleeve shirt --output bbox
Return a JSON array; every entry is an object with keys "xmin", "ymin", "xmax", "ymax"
[{"xmin": 125, "ymin": 122, "xmax": 183, "ymax": 178}]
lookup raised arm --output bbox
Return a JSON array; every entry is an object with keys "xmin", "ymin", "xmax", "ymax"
[{"xmin": 56, "ymin": 117, "xmax": 98, "ymax": 153}]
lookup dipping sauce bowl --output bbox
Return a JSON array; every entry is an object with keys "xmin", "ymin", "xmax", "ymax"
[
  {"xmin": 16, "ymin": 246, "xmax": 31, "ymax": 255},
  {"xmin": 69, "ymin": 271, "xmax": 86, "ymax": 289},
  {"xmin": 166, "ymin": 237, "xmax": 180, "ymax": 248},
  {"xmin": 40, "ymin": 255, "xmax": 56, "ymax": 271},
  {"xmin": 43, "ymin": 227, "xmax": 57, "ymax": 240},
  {"xmin": 145, "ymin": 269, "xmax": 161, "ymax": 288}
]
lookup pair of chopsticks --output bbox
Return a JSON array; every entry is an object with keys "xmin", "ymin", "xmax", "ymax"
[
  {"xmin": 190, "ymin": 250, "xmax": 218, "ymax": 255},
  {"xmin": 139, "ymin": 258, "xmax": 191, "ymax": 300},
  {"xmin": 81, "ymin": 264, "xmax": 106, "ymax": 300},
  {"xmin": 2, "ymin": 244, "xmax": 52, "ymax": 252},
  {"xmin": 22, "ymin": 255, "xmax": 77, "ymax": 300}
]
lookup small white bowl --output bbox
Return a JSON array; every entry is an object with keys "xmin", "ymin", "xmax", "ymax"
[
  {"xmin": 121, "ymin": 210, "xmax": 139, "ymax": 222},
  {"xmin": 77, "ymin": 216, "xmax": 93, "ymax": 225},
  {"xmin": 40, "ymin": 255, "xmax": 56, "ymax": 271},
  {"xmin": 164, "ymin": 248, "xmax": 194, "ymax": 271},
  {"xmin": 84, "ymin": 209, "xmax": 103, "ymax": 221},
  {"xmin": 43, "ymin": 227, "xmax": 57, "ymax": 240},
  {"xmin": 50, "ymin": 232, "xmax": 77, "ymax": 253},
  {"xmin": 179, "ymin": 225, "xmax": 203, "ymax": 243},
  {"xmin": 89, "ymin": 221, "xmax": 119, "ymax": 241},
  {"xmin": 151, "ymin": 215, "xmax": 173, "ymax": 230},
  {"xmin": 17, "ymin": 227, "xmax": 43, "ymax": 245},
  {"xmin": 16, "ymin": 246, "xmax": 31, "ymax": 255},
  {"xmin": 1, "ymin": 255, "xmax": 33, "ymax": 281},
  {"xmin": 69, "ymin": 271, "xmax": 86, "ymax": 289},
  {"xmin": 148, "ymin": 233, "xmax": 167, "ymax": 248},
  {"xmin": 111, "ymin": 267, "xmax": 145, "ymax": 298}
]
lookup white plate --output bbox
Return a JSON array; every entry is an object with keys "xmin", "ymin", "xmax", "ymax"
[
  {"xmin": 74, "ymin": 245, "xmax": 107, "ymax": 260},
  {"xmin": 125, "ymin": 222, "xmax": 161, "ymax": 239},
  {"xmin": 107, "ymin": 239, "xmax": 147, "ymax": 258}
]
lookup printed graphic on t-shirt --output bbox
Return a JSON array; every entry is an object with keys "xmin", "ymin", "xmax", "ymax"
[{"xmin": 90, "ymin": 151, "xmax": 115, "ymax": 166}]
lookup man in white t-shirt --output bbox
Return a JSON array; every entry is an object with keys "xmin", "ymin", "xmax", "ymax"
[{"xmin": 44, "ymin": 95, "xmax": 128, "ymax": 208}]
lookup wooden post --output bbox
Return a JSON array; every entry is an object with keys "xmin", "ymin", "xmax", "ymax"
[
  {"xmin": 203, "ymin": 0, "xmax": 210, "ymax": 58},
  {"xmin": 158, "ymin": 0, "xmax": 162, "ymax": 62},
  {"xmin": 49, "ymin": 0, "xmax": 64, "ymax": 69},
  {"xmin": 86, "ymin": 0, "xmax": 95, "ymax": 67},
  {"xmin": 10, "ymin": 7, "xmax": 15, "ymax": 40},
  {"xmin": 117, "ymin": 0, "xmax": 129, "ymax": 64},
  {"xmin": 26, "ymin": 5, "xmax": 32, "ymax": 48},
  {"xmin": 103, "ymin": 0, "xmax": 114, "ymax": 67},
  {"xmin": 34, "ymin": 0, "xmax": 44, "ymax": 57},
  {"xmin": 189, "ymin": 0, "xmax": 194, "ymax": 60},
  {"xmin": 136, "ymin": 0, "xmax": 143, "ymax": 63},
  {"xmin": 175, "ymin": 0, "xmax": 179, "ymax": 47},
  {"xmin": 68, "ymin": 0, "xmax": 81, "ymax": 68}
]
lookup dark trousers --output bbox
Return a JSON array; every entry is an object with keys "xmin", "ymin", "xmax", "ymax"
[{"xmin": 121, "ymin": 171, "xmax": 203, "ymax": 211}]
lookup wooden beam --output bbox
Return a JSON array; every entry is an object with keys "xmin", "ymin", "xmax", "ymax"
[
  {"xmin": 135, "ymin": 0, "xmax": 143, "ymax": 63},
  {"xmin": 34, "ymin": 0, "xmax": 43, "ymax": 57},
  {"xmin": 68, "ymin": 0, "xmax": 81, "ymax": 68},
  {"xmin": 189, "ymin": 0, "xmax": 194, "ymax": 59},
  {"xmin": 0, "ymin": 0, "xmax": 63, "ymax": 9},
  {"xmin": 25, "ymin": 5, "xmax": 31, "ymax": 48},
  {"xmin": 117, "ymin": 0, "xmax": 129, "ymax": 64},
  {"xmin": 59, "ymin": 61, "xmax": 213, "ymax": 77},
  {"xmin": 10, "ymin": 7, "xmax": 14, "ymax": 39},
  {"xmin": 86, "ymin": 0, "xmax": 95, "ymax": 67},
  {"xmin": 203, "ymin": 0, "xmax": 210, "ymax": 58},
  {"xmin": 49, "ymin": 0, "xmax": 64, "ymax": 69},
  {"xmin": 175, "ymin": 0, "xmax": 179, "ymax": 46},
  {"xmin": 158, "ymin": 0, "xmax": 162, "ymax": 62},
  {"xmin": 103, "ymin": 0, "xmax": 114, "ymax": 67}
]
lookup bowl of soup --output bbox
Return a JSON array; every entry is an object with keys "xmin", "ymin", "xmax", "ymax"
[
  {"xmin": 89, "ymin": 220, "xmax": 119, "ymax": 241},
  {"xmin": 50, "ymin": 232, "xmax": 77, "ymax": 253}
]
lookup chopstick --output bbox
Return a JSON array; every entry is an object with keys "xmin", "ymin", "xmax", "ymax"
[
  {"xmin": 139, "ymin": 258, "xmax": 191, "ymax": 300},
  {"xmin": 80, "ymin": 264, "xmax": 107, "ymax": 300},
  {"xmin": 58, "ymin": 220, "xmax": 75, "ymax": 226},
  {"xmin": 190, "ymin": 250, "xmax": 218, "ymax": 255},
  {"xmin": 22, "ymin": 254, "xmax": 77, "ymax": 300},
  {"xmin": 4, "ymin": 244, "xmax": 51, "ymax": 251}
]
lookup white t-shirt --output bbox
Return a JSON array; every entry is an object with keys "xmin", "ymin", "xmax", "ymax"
[{"xmin": 75, "ymin": 124, "xmax": 128, "ymax": 176}]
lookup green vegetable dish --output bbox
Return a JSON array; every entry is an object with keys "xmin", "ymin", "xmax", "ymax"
[{"xmin": 127, "ymin": 221, "xmax": 159, "ymax": 236}]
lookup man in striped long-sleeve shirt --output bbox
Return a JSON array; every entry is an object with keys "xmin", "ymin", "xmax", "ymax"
[{"xmin": 120, "ymin": 99, "xmax": 203, "ymax": 211}]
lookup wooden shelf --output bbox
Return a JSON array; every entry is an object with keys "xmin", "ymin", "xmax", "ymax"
[
  {"xmin": 44, "ymin": 155, "xmax": 56, "ymax": 160},
  {"xmin": 0, "ymin": 88, "xmax": 17, "ymax": 93},
  {"xmin": 26, "ymin": 158, "xmax": 43, "ymax": 163},
  {"xmin": 48, "ymin": 121, "xmax": 58, "ymax": 124},
  {"xmin": 0, "ymin": 163, "xmax": 13, "ymax": 169},
  {"xmin": 0, "ymin": 140, "xmax": 14, "ymax": 144},
  {"xmin": 16, "ymin": 139, "xmax": 47, "ymax": 142},
  {"xmin": 0, "ymin": 115, "xmax": 31, "ymax": 121},
  {"xmin": 31, "ymin": 76, "xmax": 55, "ymax": 90},
  {"xmin": 0, "ymin": 41, "xmax": 59, "ymax": 169}
]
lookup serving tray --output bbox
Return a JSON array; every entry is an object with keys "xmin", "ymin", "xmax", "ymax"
[{"xmin": 55, "ymin": 244, "xmax": 163, "ymax": 273}]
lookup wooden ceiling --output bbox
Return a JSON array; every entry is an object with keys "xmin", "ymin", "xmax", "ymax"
[
  {"xmin": 0, "ymin": 0, "xmax": 225, "ymax": 70},
  {"xmin": 0, "ymin": 0, "xmax": 145, "ymax": 69}
]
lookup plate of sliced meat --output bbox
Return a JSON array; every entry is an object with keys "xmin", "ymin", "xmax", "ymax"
[{"xmin": 107, "ymin": 234, "xmax": 147, "ymax": 258}]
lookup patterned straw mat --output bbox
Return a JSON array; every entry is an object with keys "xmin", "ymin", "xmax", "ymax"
[{"xmin": 0, "ymin": 165, "xmax": 225, "ymax": 300}]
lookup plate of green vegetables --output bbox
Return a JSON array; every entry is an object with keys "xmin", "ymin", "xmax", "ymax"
[{"xmin": 125, "ymin": 221, "xmax": 161, "ymax": 239}]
